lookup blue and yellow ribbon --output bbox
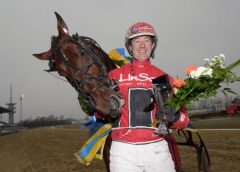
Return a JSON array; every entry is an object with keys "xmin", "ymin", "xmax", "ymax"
[
  {"xmin": 75, "ymin": 120, "xmax": 111, "ymax": 165},
  {"xmin": 80, "ymin": 115, "xmax": 97, "ymax": 130},
  {"xmin": 183, "ymin": 122, "xmax": 197, "ymax": 132},
  {"xmin": 108, "ymin": 48, "xmax": 131, "ymax": 67}
]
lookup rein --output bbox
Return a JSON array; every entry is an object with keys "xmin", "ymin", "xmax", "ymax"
[{"xmin": 49, "ymin": 33, "xmax": 120, "ymax": 102}]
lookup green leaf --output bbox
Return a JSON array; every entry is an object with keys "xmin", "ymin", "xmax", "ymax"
[
  {"xmin": 225, "ymin": 58, "xmax": 240, "ymax": 71},
  {"xmin": 226, "ymin": 90, "xmax": 237, "ymax": 95},
  {"xmin": 149, "ymin": 119, "xmax": 160, "ymax": 127},
  {"xmin": 175, "ymin": 104, "xmax": 181, "ymax": 112},
  {"xmin": 78, "ymin": 93, "xmax": 94, "ymax": 116},
  {"xmin": 220, "ymin": 90, "xmax": 227, "ymax": 97}
]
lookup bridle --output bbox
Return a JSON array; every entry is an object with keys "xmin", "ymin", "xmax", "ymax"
[{"xmin": 48, "ymin": 33, "xmax": 120, "ymax": 107}]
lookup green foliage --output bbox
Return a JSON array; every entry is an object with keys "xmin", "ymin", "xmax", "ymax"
[{"xmin": 78, "ymin": 93, "xmax": 94, "ymax": 116}]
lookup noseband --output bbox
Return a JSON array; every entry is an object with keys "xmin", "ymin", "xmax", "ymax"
[{"xmin": 49, "ymin": 33, "xmax": 120, "ymax": 105}]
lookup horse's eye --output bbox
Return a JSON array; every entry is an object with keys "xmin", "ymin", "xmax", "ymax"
[{"xmin": 80, "ymin": 50, "xmax": 85, "ymax": 56}]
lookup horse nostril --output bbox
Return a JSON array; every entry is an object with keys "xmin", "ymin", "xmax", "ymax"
[{"xmin": 110, "ymin": 96, "xmax": 119, "ymax": 110}]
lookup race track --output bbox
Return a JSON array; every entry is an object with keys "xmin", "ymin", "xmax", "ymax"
[{"xmin": 0, "ymin": 118, "xmax": 239, "ymax": 172}]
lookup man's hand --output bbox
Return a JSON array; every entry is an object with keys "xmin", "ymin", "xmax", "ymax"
[{"xmin": 156, "ymin": 104, "xmax": 180, "ymax": 123}]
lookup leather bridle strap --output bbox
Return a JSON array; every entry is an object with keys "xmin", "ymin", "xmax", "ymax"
[{"xmin": 50, "ymin": 34, "xmax": 118, "ymax": 101}]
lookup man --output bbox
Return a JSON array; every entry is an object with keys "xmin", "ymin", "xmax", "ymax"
[{"xmin": 98, "ymin": 22, "xmax": 189, "ymax": 172}]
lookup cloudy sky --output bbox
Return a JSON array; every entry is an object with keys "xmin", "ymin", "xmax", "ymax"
[{"xmin": 0, "ymin": 0, "xmax": 240, "ymax": 123}]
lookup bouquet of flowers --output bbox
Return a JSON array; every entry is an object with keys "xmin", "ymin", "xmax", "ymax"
[{"xmin": 166, "ymin": 54, "xmax": 240, "ymax": 111}]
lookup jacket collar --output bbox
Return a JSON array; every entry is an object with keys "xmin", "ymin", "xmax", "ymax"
[{"xmin": 132, "ymin": 58, "xmax": 151, "ymax": 69}]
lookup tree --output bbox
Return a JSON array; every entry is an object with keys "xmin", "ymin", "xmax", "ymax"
[
  {"xmin": 59, "ymin": 115, "xmax": 64, "ymax": 120},
  {"xmin": 34, "ymin": 116, "xmax": 39, "ymax": 121},
  {"xmin": 198, "ymin": 98, "xmax": 207, "ymax": 108},
  {"xmin": 40, "ymin": 116, "xmax": 46, "ymax": 121},
  {"xmin": 223, "ymin": 95, "xmax": 233, "ymax": 106},
  {"xmin": 46, "ymin": 114, "xmax": 54, "ymax": 121},
  {"xmin": 54, "ymin": 116, "xmax": 58, "ymax": 121},
  {"xmin": 187, "ymin": 101, "xmax": 196, "ymax": 110}
]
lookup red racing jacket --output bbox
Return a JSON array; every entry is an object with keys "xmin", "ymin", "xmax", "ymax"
[{"xmin": 97, "ymin": 58, "xmax": 189, "ymax": 144}]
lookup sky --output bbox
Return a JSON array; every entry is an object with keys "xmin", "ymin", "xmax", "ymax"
[{"xmin": 0, "ymin": 0, "xmax": 240, "ymax": 123}]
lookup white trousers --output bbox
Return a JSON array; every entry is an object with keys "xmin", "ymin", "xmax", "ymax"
[{"xmin": 110, "ymin": 140, "xmax": 175, "ymax": 172}]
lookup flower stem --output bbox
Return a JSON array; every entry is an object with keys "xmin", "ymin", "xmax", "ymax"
[{"xmin": 180, "ymin": 86, "xmax": 195, "ymax": 100}]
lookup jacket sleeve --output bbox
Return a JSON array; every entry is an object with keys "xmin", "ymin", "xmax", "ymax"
[{"xmin": 170, "ymin": 107, "xmax": 189, "ymax": 129}]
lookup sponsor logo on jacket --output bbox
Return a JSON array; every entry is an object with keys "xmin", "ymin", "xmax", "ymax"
[{"xmin": 119, "ymin": 73, "xmax": 155, "ymax": 82}]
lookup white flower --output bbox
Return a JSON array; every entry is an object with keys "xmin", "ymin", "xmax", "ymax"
[
  {"xmin": 204, "ymin": 58, "xmax": 210, "ymax": 67},
  {"xmin": 190, "ymin": 67, "xmax": 205, "ymax": 79},
  {"xmin": 189, "ymin": 67, "xmax": 213, "ymax": 79},
  {"xmin": 197, "ymin": 66, "xmax": 207, "ymax": 73},
  {"xmin": 220, "ymin": 65, "xmax": 225, "ymax": 68},
  {"xmin": 189, "ymin": 70, "xmax": 197, "ymax": 78},
  {"xmin": 173, "ymin": 87, "xmax": 178, "ymax": 95},
  {"xmin": 219, "ymin": 54, "xmax": 225, "ymax": 61},
  {"xmin": 211, "ymin": 58, "xmax": 216, "ymax": 62},
  {"xmin": 205, "ymin": 68, "xmax": 213, "ymax": 77},
  {"xmin": 219, "ymin": 54, "xmax": 225, "ymax": 59},
  {"xmin": 215, "ymin": 56, "xmax": 220, "ymax": 61}
]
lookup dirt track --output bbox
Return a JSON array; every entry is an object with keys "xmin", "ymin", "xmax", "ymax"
[{"xmin": 0, "ymin": 118, "xmax": 240, "ymax": 172}]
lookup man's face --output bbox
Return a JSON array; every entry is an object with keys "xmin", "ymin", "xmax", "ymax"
[{"xmin": 129, "ymin": 36, "xmax": 155, "ymax": 61}]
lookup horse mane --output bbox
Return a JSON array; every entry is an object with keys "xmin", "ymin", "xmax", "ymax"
[{"xmin": 98, "ymin": 48, "xmax": 117, "ymax": 72}]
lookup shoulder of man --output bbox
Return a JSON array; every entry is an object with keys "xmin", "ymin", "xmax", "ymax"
[
  {"xmin": 109, "ymin": 63, "xmax": 131, "ymax": 74},
  {"xmin": 150, "ymin": 65, "xmax": 175, "ymax": 84}
]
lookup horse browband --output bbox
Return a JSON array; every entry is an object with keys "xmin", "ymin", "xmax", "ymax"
[{"xmin": 50, "ymin": 33, "xmax": 117, "ymax": 100}]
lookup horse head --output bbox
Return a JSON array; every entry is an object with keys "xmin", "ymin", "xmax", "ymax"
[{"xmin": 33, "ymin": 12, "xmax": 123, "ymax": 117}]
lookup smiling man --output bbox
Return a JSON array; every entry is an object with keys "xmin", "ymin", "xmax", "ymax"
[
  {"xmin": 97, "ymin": 22, "xmax": 189, "ymax": 172},
  {"xmin": 129, "ymin": 35, "xmax": 155, "ymax": 61}
]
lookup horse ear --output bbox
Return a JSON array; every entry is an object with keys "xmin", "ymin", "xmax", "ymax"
[
  {"xmin": 54, "ymin": 12, "xmax": 69, "ymax": 35},
  {"xmin": 33, "ymin": 48, "xmax": 52, "ymax": 60}
]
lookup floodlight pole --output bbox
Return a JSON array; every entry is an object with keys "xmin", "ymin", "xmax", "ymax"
[{"xmin": 20, "ymin": 94, "xmax": 24, "ymax": 126}]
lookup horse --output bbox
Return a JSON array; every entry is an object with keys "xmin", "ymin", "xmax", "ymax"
[{"xmin": 33, "ymin": 12, "xmax": 120, "ymax": 172}]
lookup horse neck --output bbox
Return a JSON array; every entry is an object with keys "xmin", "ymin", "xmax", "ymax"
[{"xmin": 99, "ymin": 49, "xmax": 117, "ymax": 72}]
